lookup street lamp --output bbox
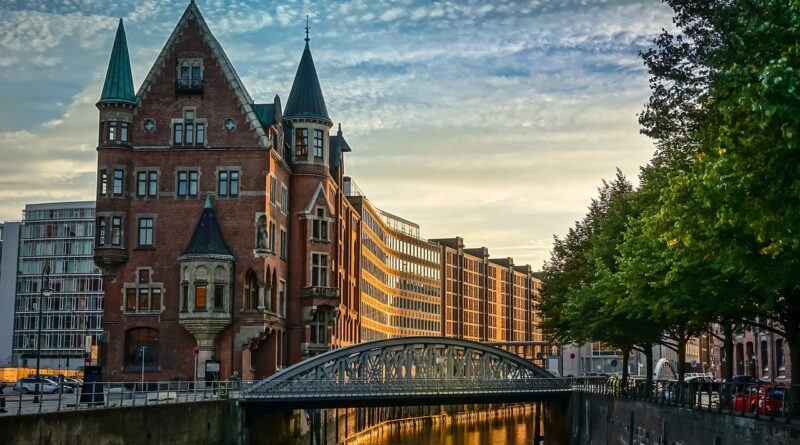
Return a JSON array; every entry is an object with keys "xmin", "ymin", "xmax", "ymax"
[
  {"xmin": 140, "ymin": 345, "xmax": 148, "ymax": 388},
  {"xmin": 33, "ymin": 261, "xmax": 54, "ymax": 404}
]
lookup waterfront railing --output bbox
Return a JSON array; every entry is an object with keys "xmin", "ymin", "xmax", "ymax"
[
  {"xmin": 572, "ymin": 376, "xmax": 799, "ymax": 423},
  {"xmin": 1, "ymin": 380, "xmax": 253, "ymax": 416}
]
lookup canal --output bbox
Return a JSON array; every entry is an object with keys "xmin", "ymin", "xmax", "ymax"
[
  {"xmin": 349, "ymin": 404, "xmax": 543, "ymax": 445},
  {"xmin": 247, "ymin": 401, "xmax": 568, "ymax": 444}
]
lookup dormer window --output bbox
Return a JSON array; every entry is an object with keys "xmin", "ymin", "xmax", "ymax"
[
  {"xmin": 176, "ymin": 58, "xmax": 203, "ymax": 92},
  {"xmin": 312, "ymin": 208, "xmax": 329, "ymax": 241}
]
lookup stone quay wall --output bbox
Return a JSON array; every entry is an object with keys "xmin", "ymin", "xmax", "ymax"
[{"xmin": 569, "ymin": 392, "xmax": 800, "ymax": 445}]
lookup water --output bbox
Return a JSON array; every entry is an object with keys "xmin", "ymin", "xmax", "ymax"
[{"xmin": 349, "ymin": 405, "xmax": 543, "ymax": 445}]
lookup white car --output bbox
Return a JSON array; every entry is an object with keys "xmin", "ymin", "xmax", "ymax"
[{"xmin": 14, "ymin": 377, "xmax": 73, "ymax": 394}]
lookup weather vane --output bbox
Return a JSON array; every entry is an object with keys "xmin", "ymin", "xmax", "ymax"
[{"xmin": 305, "ymin": 15, "xmax": 310, "ymax": 43}]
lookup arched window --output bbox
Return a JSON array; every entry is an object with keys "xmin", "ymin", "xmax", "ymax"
[
  {"xmin": 244, "ymin": 270, "xmax": 258, "ymax": 310},
  {"xmin": 125, "ymin": 328, "xmax": 159, "ymax": 370}
]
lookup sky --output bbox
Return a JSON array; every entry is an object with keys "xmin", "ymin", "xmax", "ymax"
[{"xmin": 0, "ymin": 0, "xmax": 675, "ymax": 269}]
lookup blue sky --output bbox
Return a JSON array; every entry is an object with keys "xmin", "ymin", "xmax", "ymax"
[{"xmin": 0, "ymin": 0, "xmax": 674, "ymax": 268}]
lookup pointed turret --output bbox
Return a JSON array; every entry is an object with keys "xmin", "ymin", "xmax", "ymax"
[
  {"xmin": 98, "ymin": 19, "xmax": 136, "ymax": 106},
  {"xmin": 284, "ymin": 34, "xmax": 330, "ymax": 123},
  {"xmin": 181, "ymin": 196, "xmax": 235, "ymax": 260}
]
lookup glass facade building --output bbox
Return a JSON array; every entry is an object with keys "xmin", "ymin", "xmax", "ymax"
[
  {"xmin": 347, "ymin": 185, "xmax": 442, "ymax": 342},
  {"xmin": 12, "ymin": 201, "xmax": 103, "ymax": 369}
]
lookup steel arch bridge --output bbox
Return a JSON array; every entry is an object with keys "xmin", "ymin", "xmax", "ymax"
[{"xmin": 240, "ymin": 337, "xmax": 571, "ymax": 408}]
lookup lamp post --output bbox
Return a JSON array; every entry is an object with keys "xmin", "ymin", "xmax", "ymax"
[
  {"xmin": 33, "ymin": 261, "xmax": 54, "ymax": 404},
  {"xmin": 140, "ymin": 345, "xmax": 148, "ymax": 388}
]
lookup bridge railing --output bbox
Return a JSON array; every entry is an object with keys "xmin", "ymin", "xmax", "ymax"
[
  {"xmin": 573, "ymin": 376, "xmax": 799, "ymax": 423},
  {"xmin": 242, "ymin": 377, "xmax": 573, "ymax": 400},
  {"xmin": 1, "ymin": 380, "xmax": 254, "ymax": 416}
]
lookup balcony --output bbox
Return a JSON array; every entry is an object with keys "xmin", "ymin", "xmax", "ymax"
[
  {"xmin": 175, "ymin": 78, "xmax": 203, "ymax": 93},
  {"xmin": 302, "ymin": 286, "xmax": 341, "ymax": 299}
]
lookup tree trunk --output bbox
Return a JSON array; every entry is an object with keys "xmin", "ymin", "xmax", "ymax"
[
  {"xmin": 645, "ymin": 343, "xmax": 654, "ymax": 394},
  {"xmin": 677, "ymin": 333, "xmax": 687, "ymax": 383},
  {"xmin": 723, "ymin": 323, "xmax": 734, "ymax": 383},
  {"xmin": 622, "ymin": 348, "xmax": 630, "ymax": 391},
  {"xmin": 785, "ymin": 316, "xmax": 800, "ymax": 417}
]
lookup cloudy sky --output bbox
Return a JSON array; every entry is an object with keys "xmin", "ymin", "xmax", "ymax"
[{"xmin": 0, "ymin": 0, "xmax": 674, "ymax": 268}]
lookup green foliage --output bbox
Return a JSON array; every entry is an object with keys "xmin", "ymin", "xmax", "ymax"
[{"xmin": 540, "ymin": 0, "xmax": 800, "ymax": 385}]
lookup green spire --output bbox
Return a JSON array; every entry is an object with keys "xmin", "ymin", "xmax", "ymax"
[{"xmin": 99, "ymin": 19, "xmax": 137, "ymax": 106}]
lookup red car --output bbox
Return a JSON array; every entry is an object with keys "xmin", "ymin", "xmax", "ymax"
[{"xmin": 732, "ymin": 385, "xmax": 784, "ymax": 415}]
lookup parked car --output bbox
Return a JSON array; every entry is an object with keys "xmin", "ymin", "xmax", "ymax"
[
  {"xmin": 732, "ymin": 385, "xmax": 784, "ymax": 415},
  {"xmin": 14, "ymin": 377, "xmax": 74, "ymax": 394}
]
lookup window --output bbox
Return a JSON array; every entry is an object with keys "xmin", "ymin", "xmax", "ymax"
[
  {"xmin": 196, "ymin": 123, "xmax": 205, "ymax": 145},
  {"xmin": 310, "ymin": 310, "xmax": 327, "ymax": 344},
  {"xmin": 281, "ymin": 186, "xmax": 288, "ymax": 213},
  {"xmin": 311, "ymin": 253, "xmax": 328, "ymax": 287},
  {"xmin": 181, "ymin": 284, "xmax": 189, "ymax": 312},
  {"xmin": 244, "ymin": 270, "xmax": 259, "ymax": 310},
  {"xmin": 113, "ymin": 169, "xmax": 124, "ymax": 196},
  {"xmin": 138, "ymin": 217, "xmax": 154, "ymax": 247},
  {"xmin": 108, "ymin": 121, "xmax": 117, "ymax": 142},
  {"xmin": 173, "ymin": 110, "xmax": 206, "ymax": 147},
  {"xmin": 99, "ymin": 170, "xmax": 108, "ymax": 196},
  {"xmin": 124, "ymin": 269, "xmax": 162, "ymax": 312},
  {"xmin": 313, "ymin": 129, "xmax": 324, "ymax": 157},
  {"xmin": 776, "ymin": 339, "xmax": 785, "ymax": 369},
  {"xmin": 214, "ymin": 284, "xmax": 224, "ymax": 310},
  {"xmin": 136, "ymin": 171, "xmax": 158, "ymax": 198},
  {"xmin": 279, "ymin": 280, "xmax": 286, "ymax": 318},
  {"xmin": 111, "ymin": 216, "xmax": 122, "ymax": 246},
  {"xmin": 217, "ymin": 170, "xmax": 239, "ymax": 197},
  {"xmin": 312, "ymin": 208, "xmax": 328, "ymax": 241},
  {"xmin": 124, "ymin": 328, "xmax": 159, "ymax": 370},
  {"xmin": 177, "ymin": 59, "xmax": 203, "ymax": 89},
  {"xmin": 173, "ymin": 123, "xmax": 183, "ymax": 145},
  {"xmin": 280, "ymin": 229, "xmax": 287, "ymax": 259},
  {"xmin": 269, "ymin": 222, "xmax": 276, "ymax": 251},
  {"xmin": 177, "ymin": 171, "xmax": 198, "ymax": 197},
  {"xmin": 295, "ymin": 128, "xmax": 308, "ymax": 157},
  {"xmin": 97, "ymin": 217, "xmax": 106, "ymax": 246},
  {"xmin": 195, "ymin": 285, "xmax": 206, "ymax": 310},
  {"xmin": 270, "ymin": 177, "xmax": 277, "ymax": 205},
  {"xmin": 120, "ymin": 122, "xmax": 129, "ymax": 142},
  {"xmin": 218, "ymin": 171, "xmax": 228, "ymax": 196}
]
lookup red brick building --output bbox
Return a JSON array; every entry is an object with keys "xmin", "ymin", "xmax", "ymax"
[{"xmin": 94, "ymin": 3, "xmax": 359, "ymax": 382}]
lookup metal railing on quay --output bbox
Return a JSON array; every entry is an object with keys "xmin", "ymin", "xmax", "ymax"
[
  {"xmin": 1, "ymin": 380, "xmax": 253, "ymax": 416},
  {"xmin": 572, "ymin": 376, "xmax": 799, "ymax": 424}
]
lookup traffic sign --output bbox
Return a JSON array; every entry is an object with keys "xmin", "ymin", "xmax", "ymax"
[
  {"xmin": 192, "ymin": 346, "xmax": 200, "ymax": 357},
  {"xmin": 570, "ymin": 352, "xmax": 576, "ymax": 360}
]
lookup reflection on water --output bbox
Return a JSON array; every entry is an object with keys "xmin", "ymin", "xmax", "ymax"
[{"xmin": 351, "ymin": 405, "xmax": 542, "ymax": 445}]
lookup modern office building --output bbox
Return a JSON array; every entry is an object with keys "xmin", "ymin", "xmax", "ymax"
[
  {"xmin": 0, "ymin": 222, "xmax": 22, "ymax": 366},
  {"xmin": 346, "ymin": 181, "xmax": 442, "ymax": 341},
  {"xmin": 10, "ymin": 201, "xmax": 103, "ymax": 370}
]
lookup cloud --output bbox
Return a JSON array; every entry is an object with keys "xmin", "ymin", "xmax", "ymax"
[{"xmin": 0, "ymin": 0, "xmax": 675, "ymax": 267}]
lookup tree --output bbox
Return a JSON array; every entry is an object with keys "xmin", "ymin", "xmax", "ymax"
[{"xmin": 639, "ymin": 0, "xmax": 800, "ymax": 396}]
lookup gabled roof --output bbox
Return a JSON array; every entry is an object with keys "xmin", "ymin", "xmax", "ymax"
[
  {"xmin": 284, "ymin": 42, "xmax": 330, "ymax": 122},
  {"xmin": 98, "ymin": 19, "xmax": 137, "ymax": 106},
  {"xmin": 181, "ymin": 196, "xmax": 234, "ymax": 260},
  {"xmin": 301, "ymin": 182, "xmax": 336, "ymax": 216},
  {"xmin": 135, "ymin": 2, "xmax": 268, "ymax": 147}
]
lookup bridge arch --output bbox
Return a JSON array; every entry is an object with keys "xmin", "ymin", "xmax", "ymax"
[{"xmin": 242, "ymin": 337, "xmax": 563, "ymax": 405}]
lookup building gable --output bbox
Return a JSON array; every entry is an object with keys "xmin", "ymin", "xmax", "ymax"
[{"xmin": 134, "ymin": 2, "xmax": 268, "ymax": 148}]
